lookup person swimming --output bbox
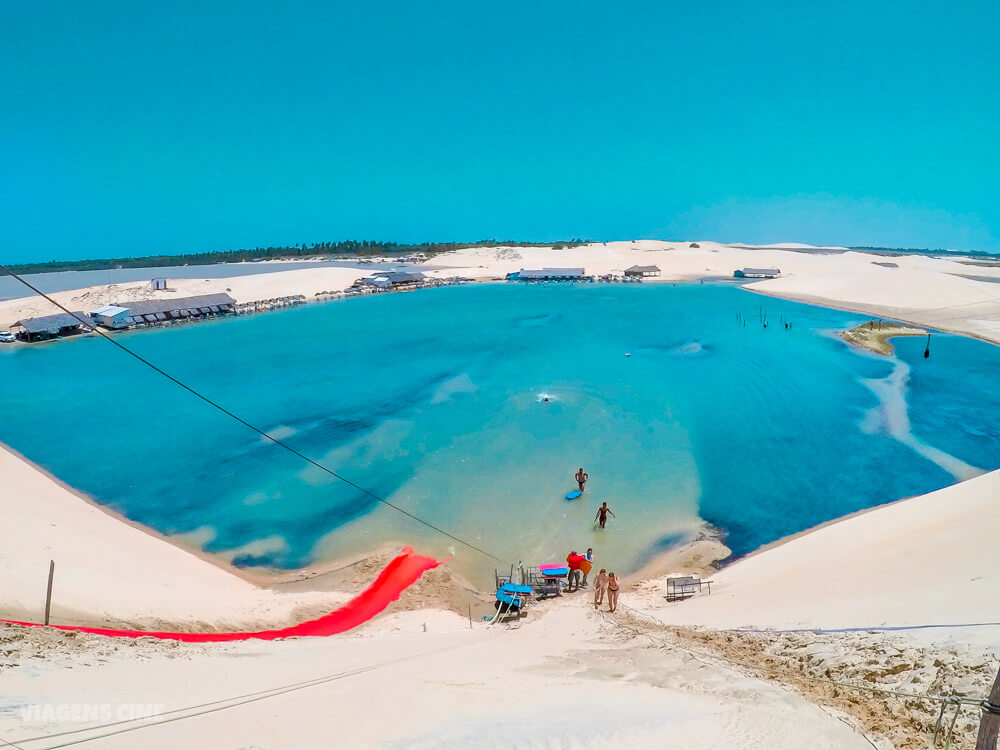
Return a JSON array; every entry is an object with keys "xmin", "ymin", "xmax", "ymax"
[
  {"xmin": 594, "ymin": 502, "xmax": 615, "ymax": 529},
  {"xmin": 575, "ymin": 467, "xmax": 588, "ymax": 492}
]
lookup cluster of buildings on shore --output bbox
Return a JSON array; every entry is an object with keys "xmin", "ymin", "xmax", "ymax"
[
  {"xmin": 345, "ymin": 270, "xmax": 469, "ymax": 295},
  {"xmin": 505, "ymin": 265, "xmax": 663, "ymax": 282},
  {"xmin": 5, "ymin": 271, "xmax": 467, "ymax": 344},
  {"xmin": 734, "ymin": 267, "xmax": 780, "ymax": 279},
  {"xmin": 505, "ymin": 266, "xmax": 781, "ymax": 282},
  {"xmin": 353, "ymin": 270, "xmax": 428, "ymax": 291},
  {"xmin": 9, "ymin": 293, "xmax": 238, "ymax": 343}
]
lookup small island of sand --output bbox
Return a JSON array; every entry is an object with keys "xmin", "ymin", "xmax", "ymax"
[{"xmin": 841, "ymin": 320, "xmax": 928, "ymax": 355}]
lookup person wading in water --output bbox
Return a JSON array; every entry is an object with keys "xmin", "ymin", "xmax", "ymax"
[
  {"xmin": 575, "ymin": 467, "xmax": 589, "ymax": 493},
  {"xmin": 594, "ymin": 502, "xmax": 615, "ymax": 529}
]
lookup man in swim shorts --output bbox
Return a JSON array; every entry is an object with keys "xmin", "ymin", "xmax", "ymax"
[
  {"xmin": 575, "ymin": 467, "xmax": 588, "ymax": 492},
  {"xmin": 566, "ymin": 550, "xmax": 584, "ymax": 592},
  {"xmin": 593, "ymin": 568, "xmax": 609, "ymax": 609},
  {"xmin": 594, "ymin": 502, "xmax": 615, "ymax": 529}
]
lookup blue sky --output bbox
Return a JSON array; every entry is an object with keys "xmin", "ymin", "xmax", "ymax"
[{"xmin": 2, "ymin": 1, "xmax": 998, "ymax": 262}]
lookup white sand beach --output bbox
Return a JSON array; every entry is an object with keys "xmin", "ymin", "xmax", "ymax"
[
  {"xmin": 4, "ymin": 241, "xmax": 1000, "ymax": 342},
  {"xmin": 2, "ymin": 241, "xmax": 999, "ymax": 749}
]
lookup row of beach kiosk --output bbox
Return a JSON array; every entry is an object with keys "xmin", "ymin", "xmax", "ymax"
[
  {"xmin": 8, "ymin": 293, "xmax": 241, "ymax": 343},
  {"xmin": 6, "ymin": 270, "xmax": 470, "ymax": 343},
  {"xmin": 506, "ymin": 266, "xmax": 781, "ymax": 283},
  {"xmin": 506, "ymin": 266, "xmax": 661, "ymax": 282}
]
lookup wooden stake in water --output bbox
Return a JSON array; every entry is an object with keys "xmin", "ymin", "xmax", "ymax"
[{"xmin": 44, "ymin": 560, "xmax": 55, "ymax": 626}]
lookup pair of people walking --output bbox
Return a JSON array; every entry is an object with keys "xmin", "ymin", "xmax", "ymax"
[
  {"xmin": 565, "ymin": 548, "xmax": 595, "ymax": 591},
  {"xmin": 593, "ymin": 569, "xmax": 620, "ymax": 612}
]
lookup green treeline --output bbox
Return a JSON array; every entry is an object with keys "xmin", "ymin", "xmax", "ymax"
[{"xmin": 6, "ymin": 239, "xmax": 591, "ymax": 275}]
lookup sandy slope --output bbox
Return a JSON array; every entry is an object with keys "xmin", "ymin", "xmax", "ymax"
[
  {"xmin": 0, "ymin": 444, "xmax": 346, "ymax": 629},
  {"xmin": 1, "ymin": 605, "xmax": 876, "ymax": 750},
  {"xmin": 632, "ymin": 468, "xmax": 1000, "ymax": 631}
]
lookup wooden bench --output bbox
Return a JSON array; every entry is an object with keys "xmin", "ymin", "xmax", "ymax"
[{"xmin": 665, "ymin": 576, "xmax": 713, "ymax": 602}]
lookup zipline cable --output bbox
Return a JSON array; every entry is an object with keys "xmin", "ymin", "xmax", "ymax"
[{"xmin": 0, "ymin": 263, "xmax": 511, "ymax": 566}]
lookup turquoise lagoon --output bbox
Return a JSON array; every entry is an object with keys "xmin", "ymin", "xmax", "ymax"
[{"xmin": 1, "ymin": 284, "xmax": 998, "ymax": 581}]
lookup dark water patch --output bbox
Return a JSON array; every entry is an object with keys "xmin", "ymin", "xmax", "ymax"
[{"xmin": 231, "ymin": 553, "xmax": 283, "ymax": 569}]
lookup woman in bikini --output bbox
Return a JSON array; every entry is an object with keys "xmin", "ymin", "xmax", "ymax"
[
  {"xmin": 606, "ymin": 572, "xmax": 620, "ymax": 613},
  {"xmin": 593, "ymin": 568, "xmax": 608, "ymax": 609}
]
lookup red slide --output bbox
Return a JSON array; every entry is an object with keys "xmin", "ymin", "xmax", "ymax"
[{"xmin": 1, "ymin": 546, "xmax": 444, "ymax": 642}]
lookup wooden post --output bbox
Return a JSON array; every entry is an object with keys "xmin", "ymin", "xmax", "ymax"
[
  {"xmin": 468, "ymin": 603, "xmax": 472, "ymax": 629},
  {"xmin": 976, "ymin": 665, "xmax": 1000, "ymax": 750},
  {"xmin": 43, "ymin": 560, "xmax": 55, "ymax": 626}
]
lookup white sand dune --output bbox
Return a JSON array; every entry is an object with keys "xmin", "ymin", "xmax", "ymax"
[
  {"xmin": 634, "ymin": 469, "xmax": 1000, "ymax": 632},
  {"xmin": 2, "ymin": 239, "xmax": 999, "ymax": 748},
  {"xmin": 1, "ymin": 605, "xmax": 876, "ymax": 750},
  {"xmin": 0, "ymin": 445, "xmax": 345, "ymax": 629}
]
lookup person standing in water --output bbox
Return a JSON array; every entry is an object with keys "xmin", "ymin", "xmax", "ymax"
[
  {"xmin": 593, "ymin": 568, "xmax": 609, "ymax": 609},
  {"xmin": 606, "ymin": 572, "xmax": 620, "ymax": 612},
  {"xmin": 575, "ymin": 467, "xmax": 589, "ymax": 492},
  {"xmin": 594, "ymin": 502, "xmax": 615, "ymax": 529}
]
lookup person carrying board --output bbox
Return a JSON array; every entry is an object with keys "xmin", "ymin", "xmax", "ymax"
[
  {"xmin": 575, "ymin": 467, "xmax": 589, "ymax": 493},
  {"xmin": 594, "ymin": 502, "xmax": 615, "ymax": 529}
]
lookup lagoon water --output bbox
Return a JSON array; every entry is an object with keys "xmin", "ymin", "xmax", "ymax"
[{"xmin": 2, "ymin": 284, "xmax": 999, "ymax": 581}]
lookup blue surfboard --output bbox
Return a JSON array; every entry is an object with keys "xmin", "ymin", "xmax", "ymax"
[{"xmin": 565, "ymin": 490, "xmax": 582, "ymax": 500}]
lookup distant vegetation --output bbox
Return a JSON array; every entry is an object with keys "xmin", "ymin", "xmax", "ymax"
[{"xmin": 6, "ymin": 239, "xmax": 592, "ymax": 275}]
